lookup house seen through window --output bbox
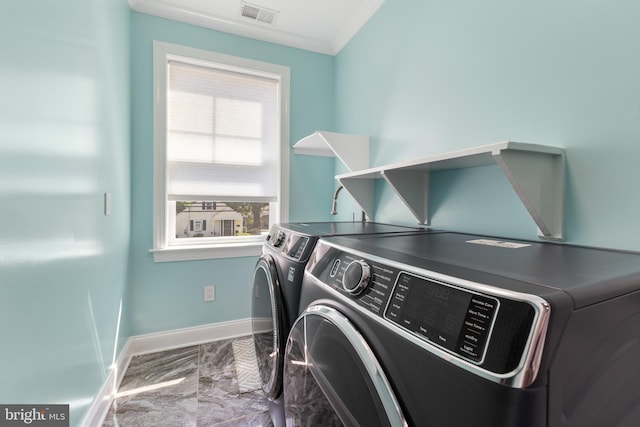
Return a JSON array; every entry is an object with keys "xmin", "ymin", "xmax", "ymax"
[{"xmin": 175, "ymin": 201, "xmax": 269, "ymax": 238}]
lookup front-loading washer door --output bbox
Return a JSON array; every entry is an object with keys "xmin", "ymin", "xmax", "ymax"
[
  {"xmin": 251, "ymin": 255, "xmax": 287, "ymax": 400},
  {"xmin": 283, "ymin": 305, "xmax": 407, "ymax": 427}
]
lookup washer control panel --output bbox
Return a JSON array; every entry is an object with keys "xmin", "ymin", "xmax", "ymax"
[
  {"xmin": 386, "ymin": 272, "xmax": 498, "ymax": 363},
  {"xmin": 266, "ymin": 227, "xmax": 311, "ymax": 262},
  {"xmin": 325, "ymin": 253, "xmax": 396, "ymax": 317},
  {"xmin": 309, "ymin": 243, "xmax": 539, "ymax": 373}
]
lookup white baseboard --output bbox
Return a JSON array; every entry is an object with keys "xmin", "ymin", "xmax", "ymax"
[
  {"xmin": 80, "ymin": 318, "xmax": 253, "ymax": 427},
  {"xmin": 126, "ymin": 318, "xmax": 253, "ymax": 356},
  {"xmin": 80, "ymin": 339, "xmax": 132, "ymax": 427}
]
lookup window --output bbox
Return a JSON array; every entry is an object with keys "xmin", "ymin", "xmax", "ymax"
[{"xmin": 152, "ymin": 42, "xmax": 290, "ymax": 262}]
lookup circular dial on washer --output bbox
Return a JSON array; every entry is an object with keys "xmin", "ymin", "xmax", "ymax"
[
  {"xmin": 272, "ymin": 230, "xmax": 286, "ymax": 247},
  {"xmin": 342, "ymin": 260, "xmax": 371, "ymax": 296}
]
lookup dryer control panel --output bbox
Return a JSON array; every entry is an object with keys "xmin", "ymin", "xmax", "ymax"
[
  {"xmin": 265, "ymin": 226, "xmax": 311, "ymax": 262},
  {"xmin": 307, "ymin": 241, "xmax": 547, "ymax": 376}
]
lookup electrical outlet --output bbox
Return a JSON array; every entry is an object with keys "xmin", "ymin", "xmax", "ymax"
[{"xmin": 204, "ymin": 285, "xmax": 215, "ymax": 302}]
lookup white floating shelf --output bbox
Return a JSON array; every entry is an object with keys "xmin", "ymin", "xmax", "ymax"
[
  {"xmin": 337, "ymin": 141, "xmax": 566, "ymax": 241},
  {"xmin": 292, "ymin": 131, "xmax": 369, "ymax": 172}
]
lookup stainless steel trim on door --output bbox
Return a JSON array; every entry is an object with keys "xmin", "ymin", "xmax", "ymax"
[
  {"xmin": 300, "ymin": 304, "xmax": 408, "ymax": 427},
  {"xmin": 252, "ymin": 257, "xmax": 283, "ymax": 397}
]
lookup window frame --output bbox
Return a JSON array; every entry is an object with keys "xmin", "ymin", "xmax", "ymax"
[{"xmin": 151, "ymin": 41, "xmax": 290, "ymax": 262}]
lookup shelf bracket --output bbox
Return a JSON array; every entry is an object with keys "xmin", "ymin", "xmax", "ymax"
[
  {"xmin": 292, "ymin": 131, "xmax": 369, "ymax": 172},
  {"xmin": 492, "ymin": 147, "xmax": 565, "ymax": 240},
  {"xmin": 382, "ymin": 170, "xmax": 430, "ymax": 224},
  {"xmin": 337, "ymin": 177, "xmax": 376, "ymax": 221}
]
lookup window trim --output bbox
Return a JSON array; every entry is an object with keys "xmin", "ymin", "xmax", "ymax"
[{"xmin": 151, "ymin": 41, "xmax": 290, "ymax": 262}]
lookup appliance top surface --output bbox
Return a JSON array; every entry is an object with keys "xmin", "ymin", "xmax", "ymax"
[
  {"xmin": 322, "ymin": 232, "xmax": 640, "ymax": 308},
  {"xmin": 276, "ymin": 221, "xmax": 427, "ymax": 236}
]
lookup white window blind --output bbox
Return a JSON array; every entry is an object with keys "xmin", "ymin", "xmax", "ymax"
[{"xmin": 166, "ymin": 60, "xmax": 280, "ymax": 202}]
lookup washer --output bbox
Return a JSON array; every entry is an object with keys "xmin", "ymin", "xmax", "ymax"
[
  {"xmin": 250, "ymin": 222, "xmax": 428, "ymax": 426},
  {"xmin": 284, "ymin": 231, "xmax": 640, "ymax": 426}
]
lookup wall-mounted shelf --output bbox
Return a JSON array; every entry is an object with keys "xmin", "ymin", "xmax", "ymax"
[
  {"xmin": 292, "ymin": 131, "xmax": 369, "ymax": 171},
  {"xmin": 337, "ymin": 141, "xmax": 566, "ymax": 240}
]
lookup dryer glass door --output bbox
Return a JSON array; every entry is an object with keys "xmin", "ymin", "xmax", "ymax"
[
  {"xmin": 251, "ymin": 256, "xmax": 285, "ymax": 399},
  {"xmin": 284, "ymin": 305, "xmax": 406, "ymax": 427}
]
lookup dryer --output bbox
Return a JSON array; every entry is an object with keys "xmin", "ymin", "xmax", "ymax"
[
  {"xmin": 285, "ymin": 231, "xmax": 640, "ymax": 426},
  {"xmin": 250, "ymin": 222, "xmax": 428, "ymax": 426}
]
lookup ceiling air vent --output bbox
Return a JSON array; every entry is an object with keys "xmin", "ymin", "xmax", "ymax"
[{"xmin": 240, "ymin": 2, "xmax": 278, "ymax": 25}]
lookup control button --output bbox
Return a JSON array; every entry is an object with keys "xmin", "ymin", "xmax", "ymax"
[
  {"xmin": 342, "ymin": 260, "xmax": 371, "ymax": 296},
  {"xmin": 387, "ymin": 310, "xmax": 400, "ymax": 320},
  {"xmin": 329, "ymin": 259, "xmax": 341, "ymax": 278},
  {"xmin": 456, "ymin": 295, "xmax": 498, "ymax": 362},
  {"xmin": 272, "ymin": 230, "xmax": 286, "ymax": 247}
]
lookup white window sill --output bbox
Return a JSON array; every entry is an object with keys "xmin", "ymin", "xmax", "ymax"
[{"xmin": 150, "ymin": 242, "xmax": 263, "ymax": 262}]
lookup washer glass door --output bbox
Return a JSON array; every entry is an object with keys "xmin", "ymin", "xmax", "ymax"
[
  {"xmin": 251, "ymin": 256, "xmax": 286, "ymax": 399},
  {"xmin": 284, "ymin": 305, "xmax": 406, "ymax": 427}
]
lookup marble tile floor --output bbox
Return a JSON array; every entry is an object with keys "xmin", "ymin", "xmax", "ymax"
[{"xmin": 103, "ymin": 336, "xmax": 273, "ymax": 427}]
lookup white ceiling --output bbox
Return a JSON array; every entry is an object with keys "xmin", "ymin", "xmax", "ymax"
[{"xmin": 129, "ymin": 0, "xmax": 385, "ymax": 55}]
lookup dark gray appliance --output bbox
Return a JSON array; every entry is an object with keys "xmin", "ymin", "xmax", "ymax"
[
  {"xmin": 250, "ymin": 222, "xmax": 427, "ymax": 426},
  {"xmin": 285, "ymin": 231, "xmax": 640, "ymax": 426}
]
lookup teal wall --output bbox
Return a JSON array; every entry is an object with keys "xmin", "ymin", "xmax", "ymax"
[
  {"xmin": 0, "ymin": 0, "xmax": 130, "ymax": 425},
  {"xmin": 128, "ymin": 13, "xmax": 336, "ymax": 335},
  {"xmin": 335, "ymin": 0, "xmax": 640, "ymax": 250}
]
